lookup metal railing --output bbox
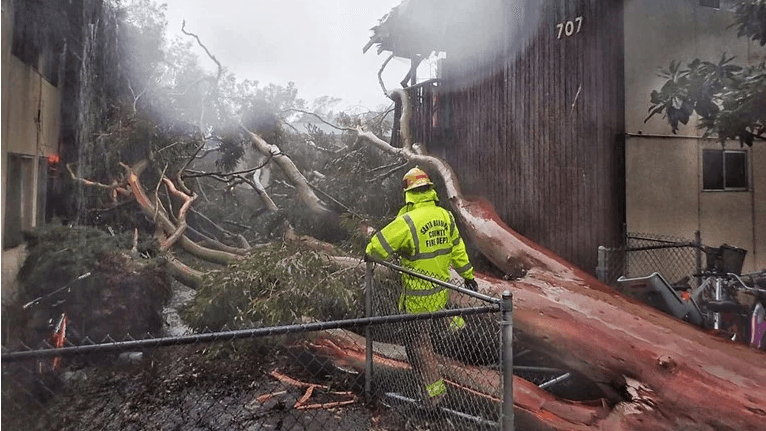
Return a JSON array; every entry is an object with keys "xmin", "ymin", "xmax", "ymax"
[{"xmin": 3, "ymin": 259, "xmax": 514, "ymax": 430}]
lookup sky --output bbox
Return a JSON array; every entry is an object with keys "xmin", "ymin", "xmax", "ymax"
[{"xmin": 160, "ymin": 0, "xmax": 419, "ymax": 113}]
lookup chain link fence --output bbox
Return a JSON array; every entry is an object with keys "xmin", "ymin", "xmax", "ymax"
[
  {"xmin": 364, "ymin": 258, "xmax": 511, "ymax": 431},
  {"xmin": 2, "ymin": 260, "xmax": 512, "ymax": 431},
  {"xmin": 597, "ymin": 232, "xmax": 703, "ymax": 288}
]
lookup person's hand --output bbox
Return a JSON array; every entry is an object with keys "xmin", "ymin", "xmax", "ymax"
[
  {"xmin": 363, "ymin": 254, "xmax": 372, "ymax": 262},
  {"xmin": 464, "ymin": 278, "xmax": 478, "ymax": 291}
]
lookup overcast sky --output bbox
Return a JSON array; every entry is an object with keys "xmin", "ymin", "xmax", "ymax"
[{"xmin": 160, "ymin": 0, "xmax": 416, "ymax": 113}]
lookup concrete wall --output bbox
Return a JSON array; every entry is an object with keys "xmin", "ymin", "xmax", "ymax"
[
  {"xmin": 624, "ymin": 0, "xmax": 765, "ymax": 272},
  {"xmin": 626, "ymin": 138, "xmax": 763, "ymax": 271},
  {"xmin": 1, "ymin": 0, "xmax": 61, "ymax": 248},
  {"xmin": 4, "ymin": 56, "xmax": 61, "ymax": 156},
  {"xmin": 2, "ymin": 0, "xmax": 13, "ymax": 248}
]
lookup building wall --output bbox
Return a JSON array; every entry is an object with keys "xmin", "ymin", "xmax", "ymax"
[
  {"xmin": 435, "ymin": 0, "xmax": 626, "ymax": 275},
  {"xmin": 624, "ymin": 0, "xmax": 765, "ymax": 272},
  {"xmin": 2, "ymin": 0, "xmax": 13, "ymax": 247},
  {"xmin": 1, "ymin": 0, "xmax": 61, "ymax": 248}
]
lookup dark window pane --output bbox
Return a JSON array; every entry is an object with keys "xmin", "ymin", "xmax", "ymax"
[
  {"xmin": 724, "ymin": 151, "xmax": 748, "ymax": 189},
  {"xmin": 703, "ymin": 150, "xmax": 724, "ymax": 190},
  {"xmin": 3, "ymin": 156, "xmax": 23, "ymax": 248}
]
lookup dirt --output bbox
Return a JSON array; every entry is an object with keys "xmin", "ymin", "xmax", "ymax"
[
  {"xmin": 2, "ymin": 278, "xmax": 416, "ymax": 431},
  {"xmin": 2, "ymin": 342, "xmax": 414, "ymax": 431}
]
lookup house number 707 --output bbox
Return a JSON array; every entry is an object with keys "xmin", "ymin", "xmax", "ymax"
[{"xmin": 556, "ymin": 16, "xmax": 583, "ymax": 39}]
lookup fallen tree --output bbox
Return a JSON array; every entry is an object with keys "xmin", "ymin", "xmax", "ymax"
[
  {"xmin": 48, "ymin": 19, "xmax": 765, "ymax": 429},
  {"xmin": 307, "ymin": 328, "xmax": 611, "ymax": 431},
  {"xmin": 61, "ymin": 83, "xmax": 766, "ymax": 429},
  {"xmin": 348, "ymin": 88, "xmax": 766, "ymax": 431}
]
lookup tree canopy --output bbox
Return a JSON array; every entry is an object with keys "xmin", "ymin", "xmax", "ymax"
[{"xmin": 645, "ymin": 0, "xmax": 766, "ymax": 146}]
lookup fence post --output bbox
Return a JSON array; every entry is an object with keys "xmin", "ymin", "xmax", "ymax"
[
  {"xmin": 596, "ymin": 246, "xmax": 608, "ymax": 283},
  {"xmin": 501, "ymin": 291, "xmax": 514, "ymax": 431},
  {"xmin": 364, "ymin": 261, "xmax": 374, "ymax": 403},
  {"xmin": 695, "ymin": 230, "xmax": 702, "ymax": 286}
]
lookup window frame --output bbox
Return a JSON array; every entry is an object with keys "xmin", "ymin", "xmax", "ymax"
[{"xmin": 702, "ymin": 149, "xmax": 749, "ymax": 192}]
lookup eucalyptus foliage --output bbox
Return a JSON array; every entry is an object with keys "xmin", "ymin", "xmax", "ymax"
[{"xmin": 182, "ymin": 244, "xmax": 368, "ymax": 330}]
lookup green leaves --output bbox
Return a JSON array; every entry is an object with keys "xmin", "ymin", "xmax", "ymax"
[
  {"xmin": 646, "ymin": 60, "xmax": 696, "ymax": 132},
  {"xmin": 646, "ymin": 1, "xmax": 765, "ymax": 145},
  {"xmin": 646, "ymin": 57, "xmax": 765, "ymax": 146},
  {"xmin": 182, "ymin": 243, "xmax": 379, "ymax": 330},
  {"xmin": 733, "ymin": 0, "xmax": 766, "ymax": 46}
]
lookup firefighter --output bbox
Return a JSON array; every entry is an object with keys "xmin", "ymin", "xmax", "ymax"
[{"xmin": 365, "ymin": 166, "xmax": 478, "ymax": 408}]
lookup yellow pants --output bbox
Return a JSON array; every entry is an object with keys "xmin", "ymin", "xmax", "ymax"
[{"xmin": 403, "ymin": 319, "xmax": 446, "ymax": 402}]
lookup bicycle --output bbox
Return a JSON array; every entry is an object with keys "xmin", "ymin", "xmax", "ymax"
[{"xmin": 616, "ymin": 244, "xmax": 766, "ymax": 350}]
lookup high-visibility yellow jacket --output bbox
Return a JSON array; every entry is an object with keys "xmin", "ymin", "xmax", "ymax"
[{"xmin": 365, "ymin": 188, "xmax": 475, "ymax": 313}]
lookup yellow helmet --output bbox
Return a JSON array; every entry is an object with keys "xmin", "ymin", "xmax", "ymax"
[{"xmin": 402, "ymin": 166, "xmax": 433, "ymax": 192}]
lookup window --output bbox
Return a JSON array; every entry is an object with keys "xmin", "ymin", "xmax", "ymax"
[
  {"xmin": 3, "ymin": 154, "xmax": 35, "ymax": 248},
  {"xmin": 703, "ymin": 149, "xmax": 748, "ymax": 191}
]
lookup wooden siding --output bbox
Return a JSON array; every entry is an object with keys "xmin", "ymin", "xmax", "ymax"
[{"xmin": 427, "ymin": 0, "xmax": 625, "ymax": 274}]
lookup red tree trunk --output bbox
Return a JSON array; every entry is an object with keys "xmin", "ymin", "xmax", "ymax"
[
  {"xmin": 307, "ymin": 329, "xmax": 611, "ymax": 431},
  {"xmin": 453, "ymin": 195, "xmax": 766, "ymax": 430}
]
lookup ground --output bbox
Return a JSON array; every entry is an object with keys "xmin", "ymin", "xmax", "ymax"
[{"xmin": 2, "ymin": 342, "xmax": 417, "ymax": 431}]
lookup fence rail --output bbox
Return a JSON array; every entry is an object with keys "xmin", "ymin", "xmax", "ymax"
[
  {"xmin": 3, "ymin": 258, "xmax": 514, "ymax": 430},
  {"xmin": 364, "ymin": 257, "xmax": 513, "ymax": 430},
  {"xmin": 597, "ymin": 231, "xmax": 703, "ymax": 288}
]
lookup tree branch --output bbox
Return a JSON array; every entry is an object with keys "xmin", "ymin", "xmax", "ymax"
[
  {"xmin": 122, "ymin": 162, "xmax": 241, "ymax": 265},
  {"xmin": 240, "ymin": 125, "xmax": 335, "ymax": 218},
  {"xmin": 378, "ymin": 53, "xmax": 394, "ymax": 98},
  {"xmin": 281, "ymin": 109, "xmax": 357, "ymax": 133},
  {"xmin": 159, "ymin": 178, "xmax": 198, "ymax": 251}
]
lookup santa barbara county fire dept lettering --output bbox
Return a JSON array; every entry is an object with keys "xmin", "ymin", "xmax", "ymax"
[{"xmin": 421, "ymin": 219, "xmax": 449, "ymax": 248}]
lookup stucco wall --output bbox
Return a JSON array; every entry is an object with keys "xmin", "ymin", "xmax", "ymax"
[
  {"xmin": 624, "ymin": 0, "xmax": 757, "ymax": 135},
  {"xmin": 625, "ymin": 137, "xmax": 699, "ymax": 236},
  {"xmin": 753, "ymin": 143, "xmax": 766, "ymax": 270},
  {"xmin": 624, "ymin": 0, "xmax": 764, "ymax": 272},
  {"xmin": 5, "ymin": 56, "xmax": 61, "ymax": 156},
  {"xmin": 1, "ymin": 0, "xmax": 13, "ymax": 247},
  {"xmin": 626, "ymin": 137, "xmax": 763, "ymax": 271},
  {"xmin": 2, "ymin": 33, "xmax": 61, "ymax": 247}
]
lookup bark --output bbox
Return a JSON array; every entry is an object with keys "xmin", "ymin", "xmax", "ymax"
[
  {"xmin": 252, "ymin": 171, "xmax": 278, "ymax": 212},
  {"xmin": 283, "ymin": 221, "xmax": 346, "ymax": 256},
  {"xmin": 159, "ymin": 178, "xmax": 197, "ymax": 251},
  {"xmin": 307, "ymin": 328, "xmax": 614, "ymax": 431},
  {"xmin": 353, "ymin": 89, "xmax": 766, "ymax": 430},
  {"xmin": 241, "ymin": 126, "xmax": 335, "ymax": 219},
  {"xmin": 123, "ymin": 164, "xmax": 241, "ymax": 266},
  {"xmin": 164, "ymin": 254, "xmax": 203, "ymax": 289},
  {"xmin": 187, "ymin": 226, "xmax": 249, "ymax": 256},
  {"xmin": 462, "ymin": 209, "xmax": 766, "ymax": 431}
]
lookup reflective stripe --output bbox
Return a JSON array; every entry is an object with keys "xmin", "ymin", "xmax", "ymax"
[
  {"xmin": 449, "ymin": 213, "xmax": 455, "ymax": 236},
  {"xmin": 450, "ymin": 316, "xmax": 466, "ymax": 331},
  {"xmin": 375, "ymin": 231, "xmax": 394, "ymax": 256},
  {"xmin": 453, "ymin": 262, "xmax": 473, "ymax": 274},
  {"xmin": 426, "ymin": 379, "xmax": 447, "ymax": 397},
  {"xmin": 408, "ymin": 247, "xmax": 452, "ymax": 261},
  {"xmin": 402, "ymin": 214, "xmax": 420, "ymax": 257},
  {"xmin": 452, "ymin": 237, "xmax": 461, "ymax": 246},
  {"xmin": 404, "ymin": 285, "xmax": 446, "ymax": 296}
]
